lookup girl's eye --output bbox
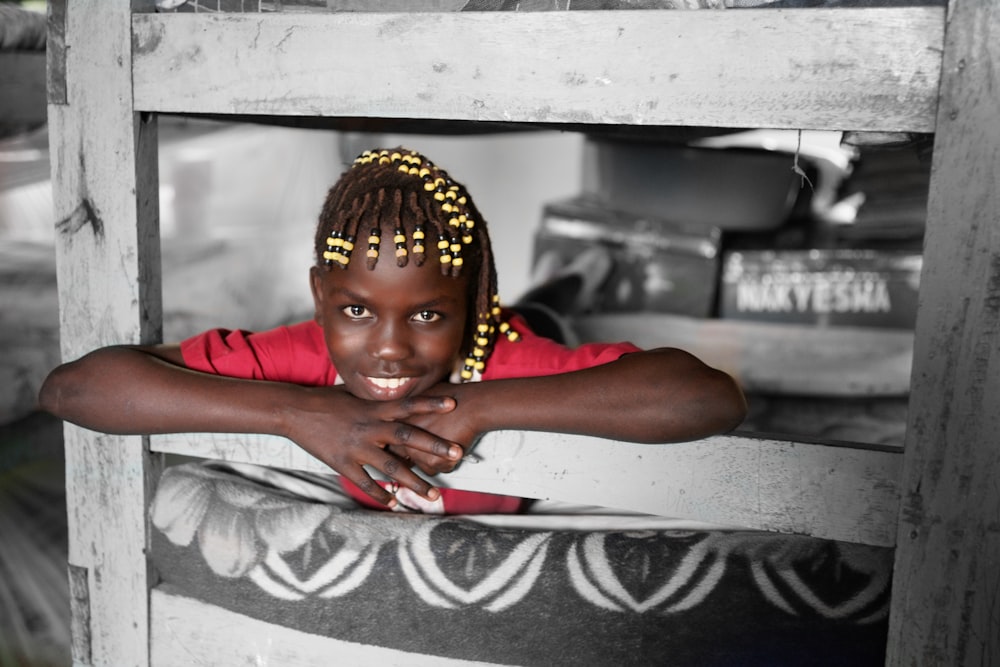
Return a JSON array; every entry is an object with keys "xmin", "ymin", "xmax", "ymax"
[
  {"xmin": 413, "ymin": 310, "xmax": 441, "ymax": 323},
  {"xmin": 342, "ymin": 305, "xmax": 371, "ymax": 319}
]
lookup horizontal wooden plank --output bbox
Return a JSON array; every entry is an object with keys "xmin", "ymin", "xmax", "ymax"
[
  {"xmin": 152, "ymin": 430, "xmax": 901, "ymax": 546},
  {"xmin": 131, "ymin": 8, "xmax": 944, "ymax": 132},
  {"xmin": 575, "ymin": 313, "xmax": 914, "ymax": 397},
  {"xmin": 151, "ymin": 589, "xmax": 501, "ymax": 667}
]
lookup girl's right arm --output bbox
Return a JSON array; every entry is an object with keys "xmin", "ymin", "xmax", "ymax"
[{"xmin": 38, "ymin": 345, "xmax": 461, "ymax": 507}]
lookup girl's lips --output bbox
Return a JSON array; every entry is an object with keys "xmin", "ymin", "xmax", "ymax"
[{"xmin": 361, "ymin": 375, "xmax": 415, "ymax": 400}]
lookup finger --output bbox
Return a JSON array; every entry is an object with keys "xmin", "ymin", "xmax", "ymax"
[
  {"xmin": 385, "ymin": 395, "xmax": 456, "ymax": 420},
  {"xmin": 340, "ymin": 470, "xmax": 398, "ymax": 509},
  {"xmin": 373, "ymin": 454, "xmax": 441, "ymax": 501},
  {"xmin": 389, "ymin": 445, "xmax": 458, "ymax": 476},
  {"xmin": 390, "ymin": 422, "xmax": 463, "ymax": 461}
]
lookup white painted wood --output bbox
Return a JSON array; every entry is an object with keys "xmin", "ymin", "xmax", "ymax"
[
  {"xmin": 575, "ymin": 313, "xmax": 914, "ymax": 397},
  {"xmin": 151, "ymin": 431, "xmax": 901, "ymax": 546},
  {"xmin": 150, "ymin": 589, "xmax": 511, "ymax": 666},
  {"xmin": 130, "ymin": 8, "xmax": 944, "ymax": 132},
  {"xmin": 887, "ymin": 2, "xmax": 1000, "ymax": 665},
  {"xmin": 48, "ymin": 1, "xmax": 162, "ymax": 664}
]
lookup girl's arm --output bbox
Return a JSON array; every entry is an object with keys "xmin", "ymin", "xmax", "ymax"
[
  {"xmin": 38, "ymin": 345, "xmax": 461, "ymax": 506},
  {"xmin": 406, "ymin": 347, "xmax": 747, "ymax": 469}
]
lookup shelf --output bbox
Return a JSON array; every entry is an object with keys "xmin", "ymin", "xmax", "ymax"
[{"xmin": 575, "ymin": 313, "xmax": 913, "ymax": 397}]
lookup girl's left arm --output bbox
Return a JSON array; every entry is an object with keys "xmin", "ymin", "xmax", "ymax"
[{"xmin": 412, "ymin": 347, "xmax": 746, "ymax": 460}]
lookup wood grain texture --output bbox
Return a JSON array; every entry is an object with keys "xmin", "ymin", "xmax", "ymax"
[
  {"xmin": 48, "ymin": 1, "xmax": 162, "ymax": 665},
  {"xmin": 887, "ymin": 2, "xmax": 1000, "ymax": 665},
  {"xmin": 150, "ymin": 589, "xmax": 501, "ymax": 667},
  {"xmin": 130, "ymin": 8, "xmax": 944, "ymax": 132},
  {"xmin": 151, "ymin": 431, "xmax": 901, "ymax": 546}
]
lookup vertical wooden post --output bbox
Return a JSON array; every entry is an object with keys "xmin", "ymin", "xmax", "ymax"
[
  {"xmin": 47, "ymin": 1, "xmax": 162, "ymax": 665},
  {"xmin": 887, "ymin": 2, "xmax": 1000, "ymax": 665}
]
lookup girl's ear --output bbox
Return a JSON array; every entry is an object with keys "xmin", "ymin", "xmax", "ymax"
[{"xmin": 309, "ymin": 266, "xmax": 324, "ymax": 325}]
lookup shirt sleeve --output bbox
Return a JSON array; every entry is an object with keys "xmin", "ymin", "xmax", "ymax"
[
  {"xmin": 482, "ymin": 313, "xmax": 641, "ymax": 381},
  {"xmin": 180, "ymin": 321, "xmax": 338, "ymax": 387}
]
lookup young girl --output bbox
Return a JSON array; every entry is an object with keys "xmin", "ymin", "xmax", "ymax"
[{"xmin": 39, "ymin": 147, "xmax": 747, "ymax": 514}]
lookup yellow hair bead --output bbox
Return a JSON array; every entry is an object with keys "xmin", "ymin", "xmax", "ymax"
[
  {"xmin": 437, "ymin": 239, "xmax": 450, "ymax": 250},
  {"xmin": 367, "ymin": 248, "xmax": 378, "ymax": 258},
  {"xmin": 477, "ymin": 324, "xmax": 489, "ymax": 333},
  {"xmin": 424, "ymin": 181, "xmax": 436, "ymax": 192},
  {"xmin": 463, "ymin": 235, "xmax": 473, "ymax": 244},
  {"xmin": 476, "ymin": 337, "xmax": 488, "ymax": 347},
  {"xmin": 453, "ymin": 257, "xmax": 464, "ymax": 267},
  {"xmin": 368, "ymin": 234, "xmax": 380, "ymax": 245},
  {"xmin": 434, "ymin": 192, "xmax": 446, "ymax": 202},
  {"xmin": 413, "ymin": 230, "xmax": 425, "ymax": 240},
  {"xmin": 342, "ymin": 240, "xmax": 354, "ymax": 251},
  {"xmin": 460, "ymin": 369, "xmax": 474, "ymax": 380},
  {"xmin": 473, "ymin": 347, "xmax": 484, "ymax": 357},
  {"xmin": 396, "ymin": 248, "xmax": 408, "ymax": 258},
  {"xmin": 441, "ymin": 202, "xmax": 453, "ymax": 213},
  {"xmin": 499, "ymin": 322, "xmax": 510, "ymax": 333},
  {"xmin": 398, "ymin": 164, "xmax": 410, "ymax": 173},
  {"xmin": 439, "ymin": 254, "xmax": 452, "ymax": 264},
  {"xmin": 393, "ymin": 233, "xmax": 406, "ymax": 244},
  {"xmin": 413, "ymin": 244, "xmax": 425, "ymax": 254},
  {"xmin": 450, "ymin": 242, "xmax": 461, "ymax": 253},
  {"xmin": 474, "ymin": 361, "xmax": 485, "ymax": 371}
]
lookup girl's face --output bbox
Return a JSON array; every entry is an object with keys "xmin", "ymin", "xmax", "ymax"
[{"xmin": 310, "ymin": 254, "xmax": 470, "ymax": 402}]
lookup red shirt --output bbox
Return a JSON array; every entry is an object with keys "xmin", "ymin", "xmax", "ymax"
[{"xmin": 181, "ymin": 315, "xmax": 640, "ymax": 513}]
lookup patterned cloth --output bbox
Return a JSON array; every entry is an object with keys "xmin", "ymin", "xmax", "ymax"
[{"xmin": 152, "ymin": 461, "xmax": 893, "ymax": 666}]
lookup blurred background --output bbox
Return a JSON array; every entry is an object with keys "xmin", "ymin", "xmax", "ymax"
[{"xmin": 1, "ymin": 1, "xmax": 931, "ymax": 664}]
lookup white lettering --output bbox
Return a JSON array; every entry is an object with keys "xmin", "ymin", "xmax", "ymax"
[{"xmin": 735, "ymin": 277, "xmax": 893, "ymax": 314}]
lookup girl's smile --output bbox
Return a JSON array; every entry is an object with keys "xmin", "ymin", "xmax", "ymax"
[{"xmin": 310, "ymin": 245, "xmax": 471, "ymax": 402}]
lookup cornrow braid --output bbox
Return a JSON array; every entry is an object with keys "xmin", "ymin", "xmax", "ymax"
[{"xmin": 314, "ymin": 147, "xmax": 519, "ymax": 381}]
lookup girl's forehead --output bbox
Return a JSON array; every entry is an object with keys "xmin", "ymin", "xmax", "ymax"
[{"xmin": 321, "ymin": 251, "xmax": 470, "ymax": 306}]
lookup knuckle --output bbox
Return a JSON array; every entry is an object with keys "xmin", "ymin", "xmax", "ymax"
[
  {"xmin": 383, "ymin": 458, "xmax": 401, "ymax": 476},
  {"xmin": 394, "ymin": 424, "xmax": 412, "ymax": 444}
]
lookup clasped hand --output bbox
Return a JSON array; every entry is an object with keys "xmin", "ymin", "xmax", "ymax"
[{"xmin": 285, "ymin": 384, "xmax": 477, "ymax": 507}]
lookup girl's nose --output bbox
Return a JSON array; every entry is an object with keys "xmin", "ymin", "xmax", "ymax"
[{"xmin": 370, "ymin": 319, "xmax": 411, "ymax": 362}]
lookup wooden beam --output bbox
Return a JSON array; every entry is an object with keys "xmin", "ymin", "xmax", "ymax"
[
  {"xmin": 887, "ymin": 2, "xmax": 1000, "ymax": 665},
  {"xmin": 47, "ymin": 0, "xmax": 162, "ymax": 664},
  {"xmin": 151, "ymin": 431, "xmax": 901, "ymax": 547},
  {"xmin": 131, "ymin": 8, "xmax": 943, "ymax": 132},
  {"xmin": 151, "ymin": 590, "xmax": 490, "ymax": 667}
]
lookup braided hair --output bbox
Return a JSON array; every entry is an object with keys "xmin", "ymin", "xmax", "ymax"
[{"xmin": 314, "ymin": 148, "xmax": 518, "ymax": 382}]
